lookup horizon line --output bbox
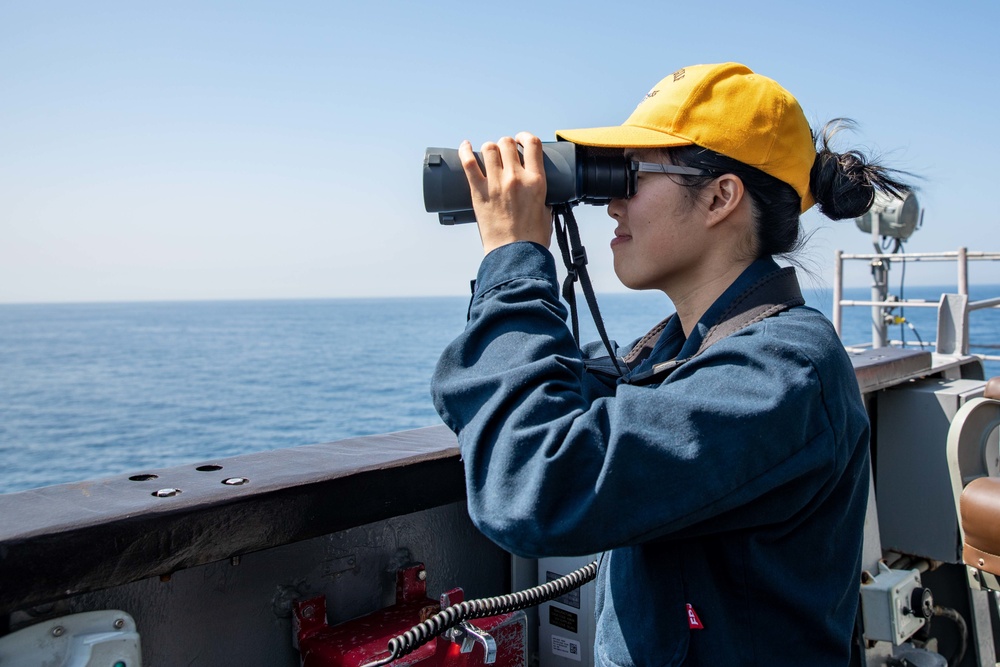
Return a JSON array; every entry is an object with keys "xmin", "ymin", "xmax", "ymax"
[{"xmin": 3, "ymin": 282, "xmax": 1000, "ymax": 308}]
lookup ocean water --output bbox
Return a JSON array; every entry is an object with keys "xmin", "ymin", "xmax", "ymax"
[{"xmin": 2, "ymin": 286, "xmax": 999, "ymax": 494}]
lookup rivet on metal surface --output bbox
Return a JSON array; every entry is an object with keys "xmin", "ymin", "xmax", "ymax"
[
  {"xmin": 51, "ymin": 626, "xmax": 65, "ymax": 637},
  {"xmin": 222, "ymin": 477, "xmax": 249, "ymax": 486},
  {"xmin": 980, "ymin": 558, "xmax": 986, "ymax": 567},
  {"xmin": 113, "ymin": 618, "xmax": 125, "ymax": 629},
  {"xmin": 301, "ymin": 605, "xmax": 315, "ymax": 619},
  {"xmin": 152, "ymin": 488, "xmax": 181, "ymax": 498},
  {"xmin": 417, "ymin": 569, "xmax": 427, "ymax": 581}
]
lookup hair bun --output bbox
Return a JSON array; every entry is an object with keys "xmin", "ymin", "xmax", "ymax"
[
  {"xmin": 809, "ymin": 120, "xmax": 912, "ymax": 221},
  {"xmin": 810, "ymin": 149, "xmax": 875, "ymax": 220}
]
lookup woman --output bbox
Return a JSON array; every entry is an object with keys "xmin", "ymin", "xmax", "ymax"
[{"xmin": 431, "ymin": 62, "xmax": 909, "ymax": 666}]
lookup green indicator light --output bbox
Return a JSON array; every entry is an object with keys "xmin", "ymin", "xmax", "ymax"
[{"xmin": 114, "ymin": 662, "xmax": 126, "ymax": 667}]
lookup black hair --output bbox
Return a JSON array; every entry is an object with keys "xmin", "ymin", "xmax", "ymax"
[{"xmin": 664, "ymin": 119, "xmax": 914, "ymax": 260}]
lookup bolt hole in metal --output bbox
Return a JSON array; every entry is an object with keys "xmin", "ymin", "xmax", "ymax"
[
  {"xmin": 128, "ymin": 474, "xmax": 158, "ymax": 481},
  {"xmin": 222, "ymin": 477, "xmax": 249, "ymax": 486},
  {"xmin": 152, "ymin": 488, "xmax": 182, "ymax": 498},
  {"xmin": 196, "ymin": 464, "xmax": 223, "ymax": 471}
]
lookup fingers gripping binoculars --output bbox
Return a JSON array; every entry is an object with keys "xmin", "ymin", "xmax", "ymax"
[{"xmin": 422, "ymin": 142, "xmax": 635, "ymax": 224}]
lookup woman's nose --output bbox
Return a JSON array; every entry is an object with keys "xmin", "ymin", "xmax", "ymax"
[{"xmin": 607, "ymin": 198, "xmax": 624, "ymax": 220}]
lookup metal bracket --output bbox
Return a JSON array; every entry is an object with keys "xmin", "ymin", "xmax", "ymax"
[
  {"xmin": 937, "ymin": 293, "xmax": 969, "ymax": 355},
  {"xmin": 445, "ymin": 622, "xmax": 497, "ymax": 664}
]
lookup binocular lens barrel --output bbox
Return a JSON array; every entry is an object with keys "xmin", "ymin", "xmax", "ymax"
[{"xmin": 423, "ymin": 142, "xmax": 634, "ymax": 225}]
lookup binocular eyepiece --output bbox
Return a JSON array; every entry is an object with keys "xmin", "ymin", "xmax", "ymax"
[{"xmin": 423, "ymin": 142, "xmax": 635, "ymax": 224}]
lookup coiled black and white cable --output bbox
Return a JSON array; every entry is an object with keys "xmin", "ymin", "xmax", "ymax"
[{"xmin": 361, "ymin": 560, "xmax": 598, "ymax": 667}]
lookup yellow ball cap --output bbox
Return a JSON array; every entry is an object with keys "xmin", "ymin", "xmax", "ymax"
[{"xmin": 556, "ymin": 63, "xmax": 816, "ymax": 212}]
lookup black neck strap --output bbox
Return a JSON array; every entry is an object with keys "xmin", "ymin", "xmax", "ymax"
[{"xmin": 552, "ymin": 204, "xmax": 623, "ymax": 378}]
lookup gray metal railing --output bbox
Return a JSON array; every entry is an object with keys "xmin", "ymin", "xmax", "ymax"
[{"xmin": 833, "ymin": 247, "xmax": 1000, "ymax": 361}]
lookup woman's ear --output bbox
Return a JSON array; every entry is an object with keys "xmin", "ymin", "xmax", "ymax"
[{"xmin": 704, "ymin": 174, "xmax": 746, "ymax": 227}]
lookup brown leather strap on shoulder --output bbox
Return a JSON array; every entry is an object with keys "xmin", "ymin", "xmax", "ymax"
[
  {"xmin": 621, "ymin": 315, "xmax": 673, "ymax": 370},
  {"xmin": 698, "ymin": 267, "xmax": 804, "ymax": 353},
  {"xmin": 624, "ymin": 267, "xmax": 804, "ymax": 386}
]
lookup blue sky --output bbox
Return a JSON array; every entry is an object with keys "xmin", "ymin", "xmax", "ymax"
[{"xmin": 2, "ymin": 0, "xmax": 998, "ymax": 303}]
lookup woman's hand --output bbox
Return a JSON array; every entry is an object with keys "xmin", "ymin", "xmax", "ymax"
[{"xmin": 458, "ymin": 132, "xmax": 552, "ymax": 255}]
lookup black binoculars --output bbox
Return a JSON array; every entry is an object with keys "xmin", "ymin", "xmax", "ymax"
[{"xmin": 422, "ymin": 142, "xmax": 635, "ymax": 224}]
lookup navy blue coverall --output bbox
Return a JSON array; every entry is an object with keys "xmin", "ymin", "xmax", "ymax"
[{"xmin": 431, "ymin": 242, "xmax": 869, "ymax": 666}]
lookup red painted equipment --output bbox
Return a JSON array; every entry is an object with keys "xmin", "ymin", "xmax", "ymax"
[{"xmin": 294, "ymin": 564, "xmax": 526, "ymax": 667}]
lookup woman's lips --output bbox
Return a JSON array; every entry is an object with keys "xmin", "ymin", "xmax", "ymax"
[{"xmin": 611, "ymin": 231, "xmax": 631, "ymax": 248}]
